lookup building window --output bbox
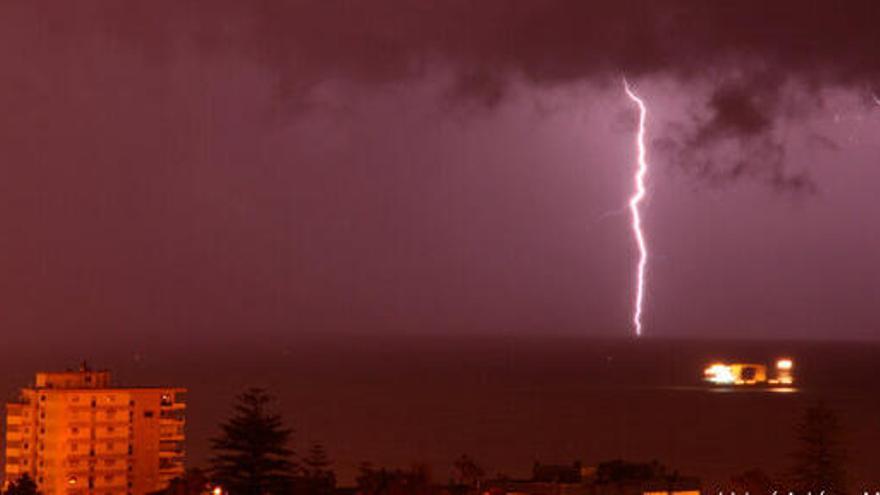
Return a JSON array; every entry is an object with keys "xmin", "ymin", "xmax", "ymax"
[
  {"xmin": 159, "ymin": 409, "xmax": 185, "ymax": 420},
  {"xmin": 144, "ymin": 411, "xmax": 154, "ymax": 418}
]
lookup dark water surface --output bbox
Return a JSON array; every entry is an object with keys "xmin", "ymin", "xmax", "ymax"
[{"xmin": 3, "ymin": 336, "xmax": 878, "ymax": 488}]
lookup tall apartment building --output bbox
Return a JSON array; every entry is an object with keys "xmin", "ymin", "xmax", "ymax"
[{"xmin": 5, "ymin": 366, "xmax": 186, "ymax": 495}]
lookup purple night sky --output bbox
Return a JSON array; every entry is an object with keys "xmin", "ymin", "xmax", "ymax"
[{"xmin": 0, "ymin": 0, "xmax": 879, "ymax": 347}]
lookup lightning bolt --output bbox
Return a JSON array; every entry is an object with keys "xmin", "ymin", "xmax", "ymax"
[{"xmin": 623, "ymin": 79, "xmax": 649, "ymax": 337}]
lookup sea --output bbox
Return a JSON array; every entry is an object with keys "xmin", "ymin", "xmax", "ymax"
[{"xmin": 2, "ymin": 335, "xmax": 878, "ymax": 490}]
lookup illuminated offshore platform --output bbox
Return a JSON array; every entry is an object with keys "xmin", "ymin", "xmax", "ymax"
[{"xmin": 703, "ymin": 358, "xmax": 794, "ymax": 386}]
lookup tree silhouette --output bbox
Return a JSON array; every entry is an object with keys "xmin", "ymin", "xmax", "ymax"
[
  {"xmin": 789, "ymin": 402, "xmax": 847, "ymax": 495},
  {"xmin": 155, "ymin": 468, "xmax": 211, "ymax": 495},
  {"xmin": 452, "ymin": 454, "xmax": 484, "ymax": 488},
  {"xmin": 5, "ymin": 474, "xmax": 38, "ymax": 495},
  {"xmin": 301, "ymin": 443, "xmax": 335, "ymax": 495},
  {"xmin": 210, "ymin": 388, "xmax": 296, "ymax": 495}
]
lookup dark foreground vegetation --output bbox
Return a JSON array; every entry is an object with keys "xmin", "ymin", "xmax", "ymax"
[{"xmin": 139, "ymin": 389, "xmax": 847, "ymax": 495}]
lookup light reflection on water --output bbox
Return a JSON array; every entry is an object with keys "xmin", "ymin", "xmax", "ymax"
[
  {"xmin": 655, "ymin": 385, "xmax": 801, "ymax": 394},
  {"xmin": 706, "ymin": 385, "xmax": 800, "ymax": 394}
]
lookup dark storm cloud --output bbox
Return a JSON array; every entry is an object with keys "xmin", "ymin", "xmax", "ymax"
[
  {"xmin": 655, "ymin": 74, "xmax": 817, "ymax": 193},
  {"xmin": 79, "ymin": 0, "xmax": 880, "ymax": 189}
]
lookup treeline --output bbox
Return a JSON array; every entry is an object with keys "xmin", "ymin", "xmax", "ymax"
[
  {"xmin": 159, "ymin": 388, "xmax": 487, "ymax": 495},
  {"xmin": 158, "ymin": 389, "xmax": 847, "ymax": 495}
]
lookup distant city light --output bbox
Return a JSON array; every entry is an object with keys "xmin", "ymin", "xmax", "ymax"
[
  {"xmin": 704, "ymin": 363, "xmax": 735, "ymax": 385},
  {"xmin": 704, "ymin": 358, "xmax": 795, "ymax": 386}
]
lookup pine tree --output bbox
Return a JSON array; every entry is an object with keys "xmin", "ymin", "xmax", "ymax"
[
  {"xmin": 210, "ymin": 388, "xmax": 297, "ymax": 495},
  {"xmin": 301, "ymin": 443, "xmax": 335, "ymax": 495},
  {"xmin": 789, "ymin": 402, "xmax": 847, "ymax": 495}
]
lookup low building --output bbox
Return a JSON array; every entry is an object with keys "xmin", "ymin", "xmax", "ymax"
[{"xmin": 483, "ymin": 460, "xmax": 700, "ymax": 495}]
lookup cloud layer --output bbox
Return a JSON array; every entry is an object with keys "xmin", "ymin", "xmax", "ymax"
[{"xmin": 77, "ymin": 0, "xmax": 879, "ymax": 189}]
